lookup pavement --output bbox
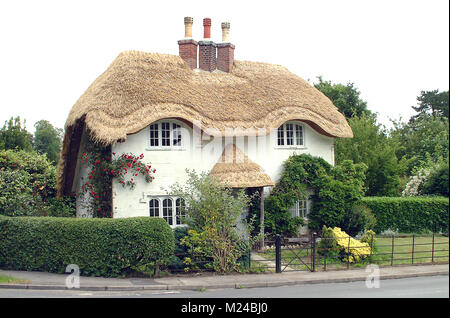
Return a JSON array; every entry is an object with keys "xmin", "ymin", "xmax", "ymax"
[{"xmin": 0, "ymin": 263, "xmax": 448, "ymax": 292}]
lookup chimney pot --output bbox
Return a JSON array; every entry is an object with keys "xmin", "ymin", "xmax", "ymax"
[
  {"xmin": 203, "ymin": 17, "xmax": 212, "ymax": 39},
  {"xmin": 184, "ymin": 16, "xmax": 194, "ymax": 38},
  {"xmin": 221, "ymin": 22, "xmax": 230, "ymax": 42}
]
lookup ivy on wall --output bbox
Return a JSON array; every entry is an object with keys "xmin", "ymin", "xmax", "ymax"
[{"xmin": 251, "ymin": 154, "xmax": 367, "ymax": 237}]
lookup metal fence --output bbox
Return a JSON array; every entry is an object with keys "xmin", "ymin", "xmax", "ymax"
[{"xmin": 253, "ymin": 233, "xmax": 449, "ymax": 273}]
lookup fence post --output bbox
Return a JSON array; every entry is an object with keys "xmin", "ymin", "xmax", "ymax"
[
  {"xmin": 275, "ymin": 234, "xmax": 281, "ymax": 273},
  {"xmin": 412, "ymin": 234, "xmax": 415, "ymax": 264},
  {"xmin": 432, "ymin": 233, "xmax": 435, "ymax": 264},
  {"xmin": 369, "ymin": 232, "xmax": 374, "ymax": 263},
  {"xmin": 347, "ymin": 235, "xmax": 351, "ymax": 269},
  {"xmin": 312, "ymin": 232, "xmax": 317, "ymax": 272},
  {"xmin": 391, "ymin": 235, "xmax": 395, "ymax": 266}
]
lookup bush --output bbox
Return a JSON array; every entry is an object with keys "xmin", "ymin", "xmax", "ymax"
[
  {"xmin": 331, "ymin": 227, "xmax": 371, "ymax": 263},
  {"xmin": 317, "ymin": 225, "xmax": 339, "ymax": 258},
  {"xmin": 169, "ymin": 170, "xmax": 252, "ymax": 274},
  {"xmin": 361, "ymin": 196, "xmax": 449, "ymax": 234},
  {"xmin": 0, "ymin": 149, "xmax": 76, "ymax": 217},
  {"xmin": 250, "ymin": 195, "xmax": 304, "ymax": 238},
  {"xmin": 0, "ymin": 216, "xmax": 174, "ymax": 277},
  {"xmin": 420, "ymin": 160, "xmax": 449, "ymax": 197},
  {"xmin": 308, "ymin": 160, "xmax": 367, "ymax": 233},
  {"xmin": 318, "ymin": 226, "xmax": 372, "ymax": 263},
  {"xmin": 341, "ymin": 204, "xmax": 377, "ymax": 237}
]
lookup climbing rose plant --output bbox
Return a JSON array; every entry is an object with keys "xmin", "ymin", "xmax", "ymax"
[{"xmin": 79, "ymin": 151, "xmax": 156, "ymax": 217}]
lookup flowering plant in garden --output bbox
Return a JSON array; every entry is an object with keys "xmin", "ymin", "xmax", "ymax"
[
  {"xmin": 79, "ymin": 148, "xmax": 155, "ymax": 217},
  {"xmin": 319, "ymin": 226, "xmax": 372, "ymax": 263},
  {"xmin": 331, "ymin": 227, "xmax": 372, "ymax": 263},
  {"xmin": 402, "ymin": 168, "xmax": 431, "ymax": 196}
]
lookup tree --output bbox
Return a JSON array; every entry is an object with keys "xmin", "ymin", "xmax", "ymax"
[
  {"xmin": 335, "ymin": 113, "xmax": 406, "ymax": 196},
  {"xmin": 33, "ymin": 120, "xmax": 63, "ymax": 165},
  {"xmin": 0, "ymin": 117, "xmax": 33, "ymax": 151},
  {"xmin": 314, "ymin": 76, "xmax": 370, "ymax": 118},
  {"xmin": 390, "ymin": 114, "xmax": 449, "ymax": 173},
  {"xmin": 412, "ymin": 90, "xmax": 449, "ymax": 119}
]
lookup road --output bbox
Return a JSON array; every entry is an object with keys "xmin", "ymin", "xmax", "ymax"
[{"xmin": 0, "ymin": 275, "xmax": 448, "ymax": 298}]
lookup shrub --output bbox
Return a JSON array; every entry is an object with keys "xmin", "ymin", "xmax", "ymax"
[
  {"xmin": 317, "ymin": 225, "xmax": 339, "ymax": 258},
  {"xmin": 331, "ymin": 227, "xmax": 372, "ymax": 263},
  {"xmin": 341, "ymin": 204, "xmax": 377, "ymax": 237},
  {"xmin": 169, "ymin": 226, "xmax": 190, "ymax": 271},
  {"xmin": 360, "ymin": 230, "xmax": 377, "ymax": 252},
  {"xmin": 0, "ymin": 149, "xmax": 75, "ymax": 217},
  {"xmin": 308, "ymin": 160, "xmax": 367, "ymax": 232},
  {"xmin": 0, "ymin": 216, "xmax": 174, "ymax": 277},
  {"xmin": 420, "ymin": 160, "xmax": 449, "ymax": 197},
  {"xmin": 361, "ymin": 196, "xmax": 449, "ymax": 234},
  {"xmin": 169, "ymin": 170, "xmax": 253, "ymax": 273},
  {"xmin": 0, "ymin": 170, "xmax": 35, "ymax": 216},
  {"xmin": 250, "ymin": 195, "xmax": 304, "ymax": 238}
]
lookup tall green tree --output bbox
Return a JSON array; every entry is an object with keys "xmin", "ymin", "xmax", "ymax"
[
  {"xmin": 412, "ymin": 89, "xmax": 449, "ymax": 119},
  {"xmin": 390, "ymin": 114, "xmax": 449, "ymax": 173},
  {"xmin": 0, "ymin": 117, "xmax": 33, "ymax": 151},
  {"xmin": 314, "ymin": 76, "xmax": 370, "ymax": 118},
  {"xmin": 335, "ymin": 113, "xmax": 406, "ymax": 196},
  {"xmin": 33, "ymin": 120, "xmax": 63, "ymax": 165}
]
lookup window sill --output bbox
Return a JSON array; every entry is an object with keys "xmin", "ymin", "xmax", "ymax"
[
  {"xmin": 145, "ymin": 147, "xmax": 186, "ymax": 151},
  {"xmin": 274, "ymin": 145, "xmax": 307, "ymax": 150}
]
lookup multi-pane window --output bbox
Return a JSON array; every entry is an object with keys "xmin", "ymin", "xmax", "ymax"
[
  {"xmin": 172, "ymin": 123, "xmax": 182, "ymax": 147},
  {"xmin": 149, "ymin": 197, "xmax": 186, "ymax": 227},
  {"xmin": 161, "ymin": 122, "xmax": 171, "ymax": 147},
  {"xmin": 277, "ymin": 126, "xmax": 285, "ymax": 146},
  {"xmin": 149, "ymin": 199, "xmax": 160, "ymax": 217},
  {"xmin": 289, "ymin": 200, "xmax": 308, "ymax": 218},
  {"xmin": 150, "ymin": 124, "xmax": 159, "ymax": 147},
  {"xmin": 277, "ymin": 122, "xmax": 304, "ymax": 147},
  {"xmin": 162, "ymin": 198, "xmax": 173, "ymax": 225},
  {"xmin": 149, "ymin": 120, "xmax": 184, "ymax": 148},
  {"xmin": 175, "ymin": 198, "xmax": 185, "ymax": 225}
]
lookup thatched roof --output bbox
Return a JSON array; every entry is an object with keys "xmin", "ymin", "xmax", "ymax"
[
  {"xmin": 57, "ymin": 50, "xmax": 352, "ymax": 196},
  {"xmin": 210, "ymin": 144, "xmax": 274, "ymax": 188}
]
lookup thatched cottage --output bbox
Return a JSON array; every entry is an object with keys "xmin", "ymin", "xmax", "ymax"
[{"xmin": 57, "ymin": 17, "xmax": 352, "ymax": 229}]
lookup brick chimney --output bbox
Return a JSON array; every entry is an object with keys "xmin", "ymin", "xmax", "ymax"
[
  {"xmin": 217, "ymin": 22, "xmax": 234, "ymax": 73},
  {"xmin": 178, "ymin": 17, "xmax": 198, "ymax": 70},
  {"xmin": 198, "ymin": 18, "xmax": 217, "ymax": 72}
]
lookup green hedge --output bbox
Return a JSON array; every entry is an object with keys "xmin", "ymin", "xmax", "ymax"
[
  {"xmin": 0, "ymin": 216, "xmax": 174, "ymax": 277},
  {"xmin": 361, "ymin": 196, "xmax": 449, "ymax": 234}
]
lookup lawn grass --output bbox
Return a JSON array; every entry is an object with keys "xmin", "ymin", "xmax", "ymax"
[
  {"xmin": 0, "ymin": 275, "xmax": 29, "ymax": 284},
  {"xmin": 372, "ymin": 234, "xmax": 449, "ymax": 266},
  {"xmin": 257, "ymin": 234, "xmax": 449, "ymax": 272}
]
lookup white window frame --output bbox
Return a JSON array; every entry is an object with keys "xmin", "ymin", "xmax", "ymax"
[
  {"xmin": 275, "ymin": 121, "xmax": 305, "ymax": 149},
  {"xmin": 148, "ymin": 196, "xmax": 186, "ymax": 227},
  {"xmin": 289, "ymin": 199, "xmax": 309, "ymax": 219},
  {"xmin": 147, "ymin": 119, "xmax": 187, "ymax": 151}
]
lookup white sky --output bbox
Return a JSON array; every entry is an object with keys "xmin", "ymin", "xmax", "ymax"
[{"xmin": 0, "ymin": 0, "xmax": 448, "ymax": 133}]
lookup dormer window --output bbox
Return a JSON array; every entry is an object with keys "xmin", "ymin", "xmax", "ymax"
[
  {"xmin": 277, "ymin": 122, "xmax": 304, "ymax": 147},
  {"xmin": 148, "ymin": 120, "xmax": 185, "ymax": 149}
]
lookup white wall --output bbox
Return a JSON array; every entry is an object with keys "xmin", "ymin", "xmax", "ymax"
[
  {"xmin": 108, "ymin": 119, "xmax": 334, "ymax": 223},
  {"xmin": 72, "ymin": 128, "xmax": 94, "ymax": 218}
]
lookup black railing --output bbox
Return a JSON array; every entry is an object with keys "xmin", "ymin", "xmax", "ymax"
[{"xmin": 256, "ymin": 233, "xmax": 449, "ymax": 273}]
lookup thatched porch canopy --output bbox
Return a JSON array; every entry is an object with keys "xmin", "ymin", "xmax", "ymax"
[{"xmin": 209, "ymin": 144, "xmax": 274, "ymax": 188}]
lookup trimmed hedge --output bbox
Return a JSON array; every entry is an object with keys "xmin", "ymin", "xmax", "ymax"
[
  {"xmin": 0, "ymin": 216, "xmax": 174, "ymax": 277},
  {"xmin": 361, "ymin": 196, "xmax": 449, "ymax": 234}
]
